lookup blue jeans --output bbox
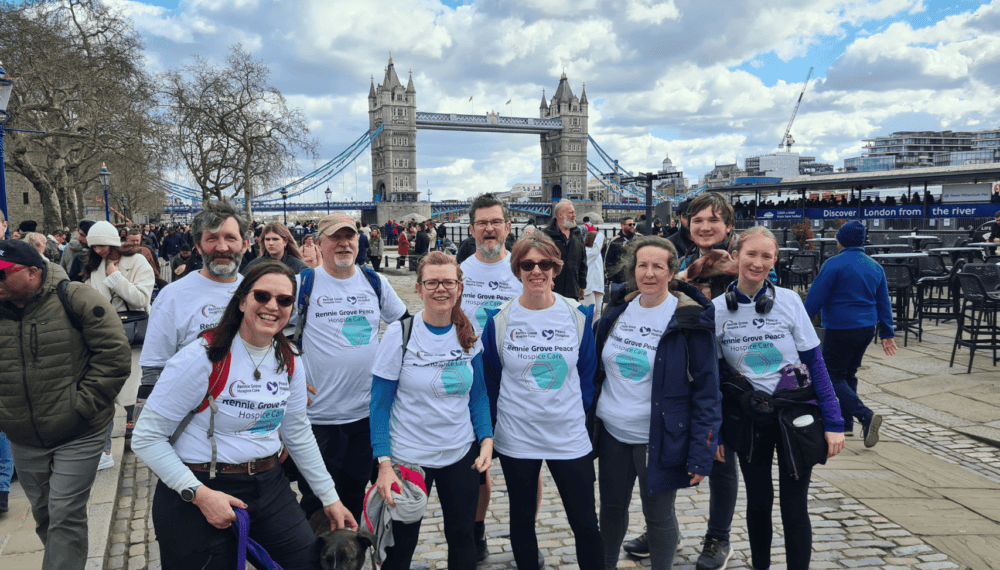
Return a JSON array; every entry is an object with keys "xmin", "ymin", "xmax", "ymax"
[
  {"xmin": 822, "ymin": 327, "xmax": 876, "ymax": 432},
  {"xmin": 707, "ymin": 443, "xmax": 738, "ymax": 543},
  {"xmin": 0, "ymin": 432, "xmax": 13, "ymax": 492}
]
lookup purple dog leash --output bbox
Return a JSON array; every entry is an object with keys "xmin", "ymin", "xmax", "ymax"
[{"xmin": 231, "ymin": 508, "xmax": 283, "ymax": 570}]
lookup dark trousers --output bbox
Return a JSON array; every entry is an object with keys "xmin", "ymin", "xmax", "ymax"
[
  {"xmin": 498, "ymin": 453, "xmax": 603, "ymax": 570},
  {"xmin": 707, "ymin": 443, "xmax": 738, "ymax": 542},
  {"xmin": 153, "ymin": 464, "xmax": 318, "ymax": 570},
  {"xmin": 822, "ymin": 326, "xmax": 875, "ymax": 432},
  {"xmin": 369, "ymin": 255, "xmax": 382, "ymax": 272},
  {"xmin": 396, "ymin": 255, "xmax": 407, "ymax": 269},
  {"xmin": 382, "ymin": 445, "xmax": 480, "ymax": 570},
  {"xmin": 298, "ymin": 418, "xmax": 374, "ymax": 524},
  {"xmin": 738, "ymin": 422, "xmax": 813, "ymax": 570}
]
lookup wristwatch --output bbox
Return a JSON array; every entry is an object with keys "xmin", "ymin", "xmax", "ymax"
[
  {"xmin": 378, "ymin": 456, "xmax": 391, "ymax": 464},
  {"xmin": 180, "ymin": 485, "xmax": 200, "ymax": 502}
]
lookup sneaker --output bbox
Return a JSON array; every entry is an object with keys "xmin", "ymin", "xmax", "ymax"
[
  {"xmin": 862, "ymin": 414, "xmax": 883, "ymax": 448},
  {"xmin": 844, "ymin": 429, "xmax": 854, "ymax": 437},
  {"xmin": 623, "ymin": 532, "xmax": 650, "ymax": 558},
  {"xmin": 696, "ymin": 537, "xmax": 733, "ymax": 570},
  {"xmin": 474, "ymin": 522, "xmax": 489, "ymax": 562},
  {"xmin": 98, "ymin": 452, "xmax": 115, "ymax": 471}
]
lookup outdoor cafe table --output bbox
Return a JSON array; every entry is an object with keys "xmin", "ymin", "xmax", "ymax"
[
  {"xmin": 871, "ymin": 252, "xmax": 928, "ymax": 280},
  {"xmin": 865, "ymin": 244, "xmax": 911, "ymax": 253},
  {"xmin": 906, "ymin": 235, "xmax": 940, "ymax": 248},
  {"xmin": 927, "ymin": 247, "xmax": 983, "ymax": 264}
]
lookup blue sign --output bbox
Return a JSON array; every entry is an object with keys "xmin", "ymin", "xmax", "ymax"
[
  {"xmin": 927, "ymin": 203, "xmax": 1000, "ymax": 218},
  {"xmin": 804, "ymin": 207, "xmax": 859, "ymax": 220},
  {"xmin": 757, "ymin": 209, "xmax": 803, "ymax": 220},
  {"xmin": 861, "ymin": 205, "xmax": 925, "ymax": 219}
]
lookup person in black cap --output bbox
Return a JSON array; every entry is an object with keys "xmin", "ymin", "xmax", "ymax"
[
  {"xmin": 18, "ymin": 220, "xmax": 38, "ymax": 234},
  {"xmin": 805, "ymin": 220, "xmax": 895, "ymax": 448},
  {"xmin": 0, "ymin": 239, "xmax": 131, "ymax": 570}
]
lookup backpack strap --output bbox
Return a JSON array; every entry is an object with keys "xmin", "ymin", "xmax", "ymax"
[
  {"xmin": 399, "ymin": 316, "xmax": 414, "ymax": 368},
  {"xmin": 293, "ymin": 267, "xmax": 315, "ymax": 350},
  {"xmin": 57, "ymin": 280, "xmax": 83, "ymax": 331},
  {"xmin": 360, "ymin": 266, "xmax": 384, "ymax": 309}
]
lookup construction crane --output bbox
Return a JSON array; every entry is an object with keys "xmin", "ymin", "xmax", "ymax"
[{"xmin": 779, "ymin": 66, "xmax": 813, "ymax": 152}]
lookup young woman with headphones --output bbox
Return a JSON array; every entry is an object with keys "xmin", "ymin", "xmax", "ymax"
[{"xmin": 713, "ymin": 226, "xmax": 845, "ymax": 570}]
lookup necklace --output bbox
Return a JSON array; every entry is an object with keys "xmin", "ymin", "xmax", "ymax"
[{"xmin": 241, "ymin": 337, "xmax": 273, "ymax": 380}]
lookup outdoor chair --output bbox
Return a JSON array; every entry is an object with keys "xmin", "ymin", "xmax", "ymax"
[
  {"xmin": 985, "ymin": 255, "xmax": 1000, "ymax": 265},
  {"xmin": 882, "ymin": 263, "xmax": 918, "ymax": 346},
  {"xmin": 917, "ymin": 254, "xmax": 947, "ymax": 279},
  {"xmin": 787, "ymin": 253, "xmax": 818, "ymax": 290},
  {"xmin": 916, "ymin": 259, "xmax": 964, "ymax": 338},
  {"xmin": 951, "ymin": 272, "xmax": 1000, "ymax": 373}
]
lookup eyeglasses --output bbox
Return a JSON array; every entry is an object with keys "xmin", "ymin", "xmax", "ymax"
[
  {"xmin": 473, "ymin": 219, "xmax": 506, "ymax": 229},
  {"xmin": 251, "ymin": 290, "xmax": 295, "ymax": 307},
  {"xmin": 518, "ymin": 260, "xmax": 557, "ymax": 272},
  {"xmin": 0, "ymin": 266, "xmax": 29, "ymax": 281},
  {"xmin": 624, "ymin": 222, "xmax": 635, "ymax": 227},
  {"xmin": 419, "ymin": 279, "xmax": 460, "ymax": 290}
]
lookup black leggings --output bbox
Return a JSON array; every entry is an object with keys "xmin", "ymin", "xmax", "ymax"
[
  {"xmin": 738, "ymin": 422, "xmax": 813, "ymax": 570},
  {"xmin": 153, "ymin": 465, "xmax": 317, "ymax": 570},
  {"xmin": 498, "ymin": 453, "xmax": 604, "ymax": 570},
  {"xmin": 381, "ymin": 445, "xmax": 480, "ymax": 570}
]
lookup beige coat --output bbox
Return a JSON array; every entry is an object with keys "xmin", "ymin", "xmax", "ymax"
[{"xmin": 85, "ymin": 253, "xmax": 155, "ymax": 314}]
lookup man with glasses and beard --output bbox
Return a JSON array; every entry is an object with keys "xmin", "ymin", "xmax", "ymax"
[{"xmin": 134, "ymin": 200, "xmax": 250, "ymax": 422}]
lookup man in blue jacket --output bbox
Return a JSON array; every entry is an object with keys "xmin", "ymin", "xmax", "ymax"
[{"xmin": 805, "ymin": 220, "xmax": 897, "ymax": 449}]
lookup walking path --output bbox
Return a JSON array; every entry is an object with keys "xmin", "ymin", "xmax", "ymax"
[{"xmin": 1, "ymin": 267, "xmax": 998, "ymax": 569}]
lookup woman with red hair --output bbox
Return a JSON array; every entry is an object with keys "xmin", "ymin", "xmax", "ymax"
[{"xmin": 369, "ymin": 251, "xmax": 492, "ymax": 569}]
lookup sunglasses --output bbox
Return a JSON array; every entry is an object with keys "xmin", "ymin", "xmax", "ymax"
[
  {"xmin": 251, "ymin": 290, "xmax": 295, "ymax": 307},
  {"xmin": 0, "ymin": 266, "xmax": 29, "ymax": 281},
  {"xmin": 518, "ymin": 260, "xmax": 557, "ymax": 272}
]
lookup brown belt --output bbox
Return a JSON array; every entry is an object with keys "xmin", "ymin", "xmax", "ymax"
[{"xmin": 185, "ymin": 454, "xmax": 279, "ymax": 476}]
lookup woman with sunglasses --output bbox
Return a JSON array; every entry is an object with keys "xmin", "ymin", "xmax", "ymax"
[
  {"xmin": 482, "ymin": 233, "xmax": 603, "ymax": 570},
  {"xmin": 133, "ymin": 261, "xmax": 356, "ymax": 570},
  {"xmin": 369, "ymin": 251, "xmax": 492, "ymax": 569}
]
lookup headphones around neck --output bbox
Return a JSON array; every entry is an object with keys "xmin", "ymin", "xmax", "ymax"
[{"xmin": 725, "ymin": 280, "xmax": 775, "ymax": 314}]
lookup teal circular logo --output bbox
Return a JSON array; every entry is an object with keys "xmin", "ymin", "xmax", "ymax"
[
  {"xmin": 433, "ymin": 361, "xmax": 473, "ymax": 397},
  {"xmin": 614, "ymin": 347, "xmax": 650, "ymax": 381},
  {"xmin": 526, "ymin": 352, "xmax": 569, "ymax": 390},
  {"xmin": 341, "ymin": 315, "xmax": 372, "ymax": 347},
  {"xmin": 740, "ymin": 341, "xmax": 783, "ymax": 375}
]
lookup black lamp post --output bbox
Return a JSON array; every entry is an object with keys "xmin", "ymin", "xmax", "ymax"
[
  {"xmin": 99, "ymin": 164, "xmax": 111, "ymax": 221},
  {"xmin": 0, "ymin": 64, "xmax": 13, "ymax": 237},
  {"xmin": 325, "ymin": 186, "xmax": 332, "ymax": 214},
  {"xmin": 120, "ymin": 195, "xmax": 128, "ymax": 224},
  {"xmin": 280, "ymin": 187, "xmax": 288, "ymax": 224}
]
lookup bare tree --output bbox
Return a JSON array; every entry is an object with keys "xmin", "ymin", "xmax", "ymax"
[
  {"xmin": 0, "ymin": 0, "xmax": 162, "ymax": 231},
  {"xmin": 161, "ymin": 45, "xmax": 317, "ymax": 217}
]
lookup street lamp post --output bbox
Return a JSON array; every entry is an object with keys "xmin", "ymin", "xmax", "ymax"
[
  {"xmin": 280, "ymin": 187, "xmax": 288, "ymax": 224},
  {"xmin": 0, "ymin": 64, "xmax": 15, "ymax": 238},
  {"xmin": 99, "ymin": 164, "xmax": 111, "ymax": 221},
  {"xmin": 325, "ymin": 186, "xmax": 332, "ymax": 215}
]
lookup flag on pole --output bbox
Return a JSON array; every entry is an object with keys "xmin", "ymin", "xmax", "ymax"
[
  {"xmin": 506, "ymin": 98, "xmax": 511, "ymax": 105},
  {"xmin": 469, "ymin": 95, "xmax": 473, "ymax": 102}
]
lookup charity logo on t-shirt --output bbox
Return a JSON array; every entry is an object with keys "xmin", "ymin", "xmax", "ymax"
[
  {"xmin": 714, "ymin": 287, "xmax": 819, "ymax": 394},
  {"xmin": 460, "ymin": 256, "xmax": 522, "ymax": 335}
]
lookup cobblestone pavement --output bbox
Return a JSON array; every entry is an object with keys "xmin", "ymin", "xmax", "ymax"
[{"xmin": 95, "ymin": 269, "xmax": 989, "ymax": 569}]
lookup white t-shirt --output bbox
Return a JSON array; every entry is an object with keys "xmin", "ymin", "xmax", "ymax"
[
  {"xmin": 146, "ymin": 338, "xmax": 306, "ymax": 464},
  {"xmin": 139, "ymin": 272, "xmax": 244, "ymax": 368},
  {"xmin": 297, "ymin": 267, "xmax": 407, "ymax": 424},
  {"xmin": 371, "ymin": 314, "xmax": 480, "ymax": 468},
  {"xmin": 713, "ymin": 286, "xmax": 819, "ymax": 394},
  {"xmin": 460, "ymin": 255, "xmax": 523, "ymax": 335},
  {"xmin": 597, "ymin": 294, "xmax": 678, "ymax": 444},
  {"xmin": 493, "ymin": 299, "xmax": 591, "ymax": 460}
]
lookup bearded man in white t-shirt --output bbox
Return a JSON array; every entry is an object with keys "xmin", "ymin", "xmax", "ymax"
[
  {"xmin": 293, "ymin": 213, "xmax": 408, "ymax": 524},
  {"xmin": 459, "ymin": 194, "xmax": 545, "ymax": 565},
  {"xmin": 135, "ymin": 200, "xmax": 250, "ymax": 425}
]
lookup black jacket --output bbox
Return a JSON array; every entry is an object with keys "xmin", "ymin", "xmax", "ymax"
[
  {"xmin": 603, "ymin": 231, "xmax": 633, "ymax": 284},
  {"xmin": 543, "ymin": 222, "xmax": 587, "ymax": 299},
  {"xmin": 413, "ymin": 230, "xmax": 430, "ymax": 256},
  {"xmin": 667, "ymin": 226, "xmax": 695, "ymax": 259}
]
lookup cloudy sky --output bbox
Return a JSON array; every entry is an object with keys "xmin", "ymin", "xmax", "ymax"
[{"xmin": 110, "ymin": 0, "xmax": 1000, "ymax": 203}]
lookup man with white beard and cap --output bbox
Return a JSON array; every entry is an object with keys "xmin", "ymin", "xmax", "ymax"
[
  {"xmin": 542, "ymin": 199, "xmax": 587, "ymax": 300},
  {"xmin": 291, "ymin": 213, "xmax": 408, "ymax": 525},
  {"xmin": 134, "ymin": 200, "xmax": 250, "ymax": 424}
]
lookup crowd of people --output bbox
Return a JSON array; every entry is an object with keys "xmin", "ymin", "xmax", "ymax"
[{"xmin": 0, "ymin": 190, "xmax": 904, "ymax": 570}]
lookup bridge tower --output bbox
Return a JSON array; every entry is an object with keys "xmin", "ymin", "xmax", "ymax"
[
  {"xmin": 540, "ymin": 73, "xmax": 588, "ymax": 202},
  {"xmin": 369, "ymin": 56, "xmax": 418, "ymax": 203}
]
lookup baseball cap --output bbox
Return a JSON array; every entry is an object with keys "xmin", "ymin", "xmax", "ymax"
[
  {"xmin": 0, "ymin": 239, "xmax": 47, "ymax": 270},
  {"xmin": 317, "ymin": 213, "xmax": 357, "ymax": 236}
]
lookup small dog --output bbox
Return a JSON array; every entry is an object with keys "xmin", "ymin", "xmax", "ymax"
[
  {"xmin": 309, "ymin": 510, "xmax": 376, "ymax": 570},
  {"xmin": 677, "ymin": 249, "xmax": 738, "ymax": 299}
]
